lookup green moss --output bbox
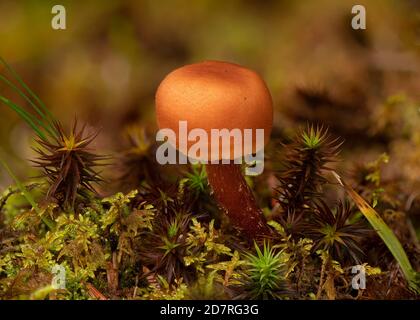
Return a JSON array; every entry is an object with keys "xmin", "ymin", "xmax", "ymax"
[{"xmin": 0, "ymin": 124, "xmax": 418, "ymax": 300}]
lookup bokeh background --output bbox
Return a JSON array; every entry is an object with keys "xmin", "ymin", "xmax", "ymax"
[{"xmin": 0, "ymin": 0, "xmax": 419, "ymax": 199}]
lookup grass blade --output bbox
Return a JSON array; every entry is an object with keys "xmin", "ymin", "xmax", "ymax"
[
  {"xmin": 0, "ymin": 74, "xmax": 56, "ymax": 138},
  {"xmin": 0, "ymin": 95, "xmax": 48, "ymax": 141},
  {"xmin": 332, "ymin": 171, "xmax": 420, "ymax": 293},
  {"xmin": 0, "ymin": 154, "xmax": 54, "ymax": 230},
  {"xmin": 0, "ymin": 57, "xmax": 55, "ymax": 123}
]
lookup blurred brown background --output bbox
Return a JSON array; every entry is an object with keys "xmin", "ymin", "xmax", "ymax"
[{"xmin": 0, "ymin": 0, "xmax": 419, "ymax": 189}]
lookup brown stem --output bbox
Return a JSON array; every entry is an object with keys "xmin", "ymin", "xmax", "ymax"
[{"xmin": 206, "ymin": 162, "xmax": 270, "ymax": 238}]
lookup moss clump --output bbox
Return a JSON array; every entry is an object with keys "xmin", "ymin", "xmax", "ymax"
[
  {"xmin": 0, "ymin": 60, "xmax": 418, "ymax": 299},
  {"xmin": 1, "ymin": 123, "xmax": 419, "ymax": 300}
]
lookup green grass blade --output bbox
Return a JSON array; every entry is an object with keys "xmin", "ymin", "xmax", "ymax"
[
  {"xmin": 0, "ymin": 74, "xmax": 56, "ymax": 138},
  {"xmin": 0, "ymin": 57, "xmax": 56, "ymax": 126},
  {"xmin": 332, "ymin": 171, "xmax": 420, "ymax": 293},
  {"xmin": 0, "ymin": 154, "xmax": 54, "ymax": 230},
  {"xmin": 0, "ymin": 95, "xmax": 48, "ymax": 141},
  {"xmin": 0, "ymin": 74, "xmax": 47, "ymax": 121},
  {"xmin": 0, "ymin": 92, "xmax": 55, "ymax": 140}
]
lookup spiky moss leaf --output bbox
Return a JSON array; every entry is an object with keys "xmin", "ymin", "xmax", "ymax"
[
  {"xmin": 33, "ymin": 120, "xmax": 107, "ymax": 209},
  {"xmin": 332, "ymin": 171, "xmax": 420, "ymax": 294},
  {"xmin": 140, "ymin": 211, "xmax": 194, "ymax": 284},
  {"xmin": 141, "ymin": 183, "xmax": 179, "ymax": 214},
  {"xmin": 181, "ymin": 165, "xmax": 208, "ymax": 194},
  {"xmin": 118, "ymin": 126, "xmax": 162, "ymax": 189},
  {"xmin": 274, "ymin": 125, "xmax": 342, "ymax": 236},
  {"xmin": 302, "ymin": 126, "xmax": 324, "ymax": 149},
  {"xmin": 232, "ymin": 242, "xmax": 289, "ymax": 300},
  {"xmin": 304, "ymin": 200, "xmax": 370, "ymax": 264}
]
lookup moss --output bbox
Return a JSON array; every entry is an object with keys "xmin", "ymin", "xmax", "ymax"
[{"xmin": 0, "ymin": 123, "xmax": 419, "ymax": 300}]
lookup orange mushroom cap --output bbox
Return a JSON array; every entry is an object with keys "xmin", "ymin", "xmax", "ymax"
[{"xmin": 156, "ymin": 60, "xmax": 273, "ymax": 161}]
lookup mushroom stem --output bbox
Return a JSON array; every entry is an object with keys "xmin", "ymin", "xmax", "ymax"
[{"xmin": 206, "ymin": 162, "xmax": 270, "ymax": 238}]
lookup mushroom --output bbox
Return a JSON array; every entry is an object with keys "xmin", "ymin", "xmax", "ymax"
[{"xmin": 155, "ymin": 60, "xmax": 273, "ymax": 238}]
